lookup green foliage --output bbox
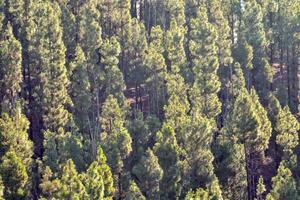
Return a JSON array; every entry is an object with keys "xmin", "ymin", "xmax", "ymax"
[
  {"xmin": 27, "ymin": 0, "xmax": 71, "ymax": 132},
  {"xmin": 146, "ymin": 26, "xmax": 167, "ymax": 116},
  {"xmin": 275, "ymin": 106, "xmax": 300, "ymax": 168},
  {"xmin": 69, "ymin": 45, "xmax": 92, "ymax": 134},
  {"xmin": 132, "ymin": 148, "xmax": 163, "ymax": 200},
  {"xmin": 43, "ymin": 130, "xmax": 85, "ymax": 172},
  {"xmin": 0, "ymin": 151, "xmax": 29, "ymax": 199},
  {"xmin": 184, "ymin": 188, "xmax": 210, "ymax": 200},
  {"xmin": 214, "ymin": 136, "xmax": 247, "ymax": 200},
  {"xmin": 268, "ymin": 161, "xmax": 299, "ymax": 200},
  {"xmin": 224, "ymin": 89, "xmax": 272, "ymax": 152},
  {"xmin": 256, "ymin": 176, "xmax": 266, "ymax": 198},
  {"xmin": 0, "ymin": 24, "xmax": 22, "ymax": 112},
  {"xmin": 241, "ymin": 0, "xmax": 273, "ymax": 99},
  {"xmin": 165, "ymin": 20, "xmax": 187, "ymax": 76},
  {"xmin": 164, "ymin": 73, "xmax": 190, "ymax": 144},
  {"xmin": 0, "ymin": 108, "xmax": 32, "ymax": 199},
  {"xmin": 154, "ymin": 124, "xmax": 182, "ymax": 199},
  {"xmin": 100, "ymin": 37, "xmax": 126, "ymax": 106},
  {"xmin": 100, "ymin": 95, "xmax": 132, "ymax": 198},
  {"xmin": 189, "ymin": 7, "xmax": 221, "ymax": 122},
  {"xmin": 83, "ymin": 159, "xmax": 108, "ymax": 199},
  {"xmin": 124, "ymin": 181, "xmax": 146, "ymax": 200},
  {"xmin": 0, "ymin": 109, "xmax": 32, "ymax": 166}
]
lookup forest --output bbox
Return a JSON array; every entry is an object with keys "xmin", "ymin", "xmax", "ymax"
[{"xmin": 0, "ymin": 0, "xmax": 299, "ymax": 199}]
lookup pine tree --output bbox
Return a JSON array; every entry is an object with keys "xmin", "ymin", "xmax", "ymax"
[
  {"xmin": 256, "ymin": 176, "xmax": 266, "ymax": 200},
  {"xmin": 77, "ymin": 2, "xmax": 102, "ymax": 153},
  {"xmin": 132, "ymin": 148, "xmax": 163, "ymax": 200},
  {"xmin": 57, "ymin": 159, "xmax": 87, "ymax": 199},
  {"xmin": 3, "ymin": 0, "xmax": 25, "ymax": 37},
  {"xmin": 165, "ymin": 0, "xmax": 185, "ymax": 28},
  {"xmin": 57, "ymin": 1, "xmax": 77, "ymax": 62},
  {"xmin": 223, "ymin": 89, "xmax": 272, "ymax": 199},
  {"xmin": 39, "ymin": 166, "xmax": 61, "ymax": 199},
  {"xmin": 83, "ymin": 147, "xmax": 114, "ymax": 199},
  {"xmin": 184, "ymin": 115, "xmax": 223, "ymax": 199},
  {"xmin": 189, "ymin": 7, "xmax": 221, "ymax": 123},
  {"xmin": 146, "ymin": 25, "xmax": 167, "ymax": 117},
  {"xmin": 0, "ymin": 108, "xmax": 33, "ymax": 166},
  {"xmin": 275, "ymin": 106, "xmax": 300, "ymax": 168},
  {"xmin": 100, "ymin": 36, "xmax": 126, "ymax": 106},
  {"xmin": 164, "ymin": 73, "xmax": 190, "ymax": 145},
  {"xmin": 126, "ymin": 19, "xmax": 148, "ymax": 113},
  {"xmin": 154, "ymin": 124, "xmax": 182, "ymax": 199},
  {"xmin": 205, "ymin": 0, "xmax": 233, "ymax": 112},
  {"xmin": 26, "ymin": 1, "xmax": 71, "ymax": 140},
  {"xmin": 224, "ymin": 89, "xmax": 272, "ymax": 152},
  {"xmin": 124, "ymin": 181, "xmax": 146, "ymax": 200},
  {"xmin": 0, "ymin": 24, "xmax": 22, "ymax": 112},
  {"xmin": 43, "ymin": 130, "xmax": 85, "ymax": 172},
  {"xmin": 100, "ymin": 95, "xmax": 132, "ymax": 198},
  {"xmin": 0, "ymin": 151, "xmax": 29, "ymax": 199},
  {"xmin": 0, "ymin": 107, "xmax": 33, "ymax": 199},
  {"xmin": 233, "ymin": 41, "xmax": 254, "ymax": 90},
  {"xmin": 241, "ymin": 0, "xmax": 273, "ymax": 101},
  {"xmin": 128, "ymin": 111, "xmax": 157, "ymax": 165},
  {"xmin": 184, "ymin": 188, "xmax": 210, "ymax": 200},
  {"xmin": 214, "ymin": 136, "xmax": 247, "ymax": 200},
  {"xmin": 267, "ymin": 161, "xmax": 299, "ymax": 200},
  {"xmin": 165, "ymin": 19, "xmax": 189, "ymax": 79},
  {"xmin": 69, "ymin": 45, "xmax": 92, "ymax": 134}
]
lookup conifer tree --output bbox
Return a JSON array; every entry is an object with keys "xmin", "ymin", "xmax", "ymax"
[
  {"xmin": 233, "ymin": 41, "xmax": 254, "ymax": 90},
  {"xmin": 164, "ymin": 73, "xmax": 190, "ymax": 144},
  {"xmin": 165, "ymin": 0, "xmax": 185, "ymax": 28},
  {"xmin": 100, "ymin": 37, "xmax": 126, "ymax": 106},
  {"xmin": 0, "ymin": 108, "xmax": 33, "ymax": 167},
  {"xmin": 100, "ymin": 95, "xmax": 132, "ymax": 198},
  {"xmin": 0, "ymin": 107, "xmax": 33, "ymax": 199},
  {"xmin": 256, "ymin": 176, "xmax": 266, "ymax": 200},
  {"xmin": 124, "ymin": 181, "xmax": 146, "ymax": 200},
  {"xmin": 206, "ymin": 0, "xmax": 233, "ymax": 110},
  {"xmin": 51, "ymin": 159, "xmax": 87, "ymax": 199},
  {"xmin": 39, "ymin": 166, "xmax": 61, "ymax": 199},
  {"xmin": 223, "ymin": 89, "xmax": 272, "ymax": 199},
  {"xmin": 0, "ymin": 24, "xmax": 22, "ymax": 112},
  {"xmin": 126, "ymin": 19, "xmax": 148, "ymax": 112},
  {"xmin": 241, "ymin": 0, "xmax": 273, "ymax": 101},
  {"xmin": 146, "ymin": 26, "xmax": 167, "ymax": 117},
  {"xmin": 77, "ymin": 2, "xmax": 102, "ymax": 151},
  {"xmin": 69, "ymin": 45, "xmax": 92, "ymax": 134},
  {"xmin": 43, "ymin": 129, "xmax": 85, "ymax": 172},
  {"xmin": 132, "ymin": 148, "xmax": 163, "ymax": 200},
  {"xmin": 83, "ymin": 147, "xmax": 114, "ymax": 199},
  {"xmin": 57, "ymin": 1, "xmax": 77, "ymax": 62},
  {"xmin": 0, "ymin": 151, "xmax": 29, "ymax": 199},
  {"xmin": 3, "ymin": 0, "xmax": 25, "ymax": 36},
  {"xmin": 275, "ymin": 106, "xmax": 300, "ymax": 168},
  {"xmin": 267, "ymin": 161, "xmax": 299, "ymax": 200},
  {"xmin": 165, "ymin": 20, "xmax": 189, "ymax": 79},
  {"xmin": 214, "ymin": 136, "xmax": 247, "ymax": 200},
  {"xmin": 26, "ymin": 1, "xmax": 71, "ymax": 139},
  {"xmin": 189, "ymin": 7, "xmax": 221, "ymax": 123},
  {"xmin": 184, "ymin": 188, "xmax": 210, "ymax": 200},
  {"xmin": 184, "ymin": 115, "xmax": 223, "ymax": 199},
  {"xmin": 154, "ymin": 124, "xmax": 182, "ymax": 199}
]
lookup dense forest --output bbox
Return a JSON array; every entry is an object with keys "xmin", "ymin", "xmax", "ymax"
[{"xmin": 0, "ymin": 0, "xmax": 299, "ymax": 199}]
